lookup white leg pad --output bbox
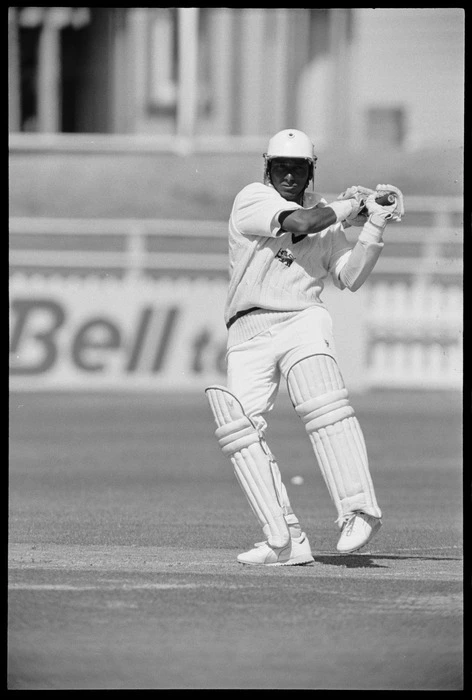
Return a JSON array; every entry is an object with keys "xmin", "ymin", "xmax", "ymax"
[
  {"xmin": 287, "ymin": 357, "xmax": 381, "ymax": 523},
  {"xmin": 205, "ymin": 385, "xmax": 291, "ymax": 547}
]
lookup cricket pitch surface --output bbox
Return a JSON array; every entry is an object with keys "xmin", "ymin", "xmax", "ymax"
[{"xmin": 8, "ymin": 390, "xmax": 463, "ymax": 689}]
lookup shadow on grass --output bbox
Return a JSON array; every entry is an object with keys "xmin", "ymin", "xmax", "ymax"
[{"xmin": 312, "ymin": 553, "xmax": 461, "ymax": 569}]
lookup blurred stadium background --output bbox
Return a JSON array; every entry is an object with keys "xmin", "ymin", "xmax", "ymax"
[
  {"xmin": 9, "ymin": 7, "xmax": 463, "ymax": 395},
  {"xmin": 8, "ymin": 8, "xmax": 464, "ymax": 690}
]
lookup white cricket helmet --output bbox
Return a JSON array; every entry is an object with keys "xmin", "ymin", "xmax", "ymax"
[{"xmin": 263, "ymin": 129, "xmax": 317, "ymax": 190}]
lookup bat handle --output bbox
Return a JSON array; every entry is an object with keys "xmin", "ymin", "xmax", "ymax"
[
  {"xmin": 360, "ymin": 192, "xmax": 395, "ymax": 214},
  {"xmin": 375, "ymin": 193, "xmax": 396, "ymax": 206}
]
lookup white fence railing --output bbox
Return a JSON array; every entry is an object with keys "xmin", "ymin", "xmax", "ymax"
[
  {"xmin": 8, "ymin": 195, "xmax": 463, "ymax": 278},
  {"xmin": 9, "ymin": 197, "xmax": 463, "ymax": 390},
  {"xmin": 366, "ymin": 280, "xmax": 462, "ymax": 389}
]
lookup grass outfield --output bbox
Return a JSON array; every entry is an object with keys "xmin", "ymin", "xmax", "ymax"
[{"xmin": 8, "ymin": 390, "xmax": 463, "ymax": 690}]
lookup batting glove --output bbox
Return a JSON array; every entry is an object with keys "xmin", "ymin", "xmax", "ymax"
[
  {"xmin": 337, "ymin": 185, "xmax": 375, "ymax": 226},
  {"xmin": 364, "ymin": 192, "xmax": 395, "ymax": 226},
  {"xmin": 337, "ymin": 185, "xmax": 375, "ymax": 205},
  {"xmin": 375, "ymin": 184, "xmax": 405, "ymax": 222}
]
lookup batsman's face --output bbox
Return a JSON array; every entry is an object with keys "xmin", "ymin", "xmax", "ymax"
[{"xmin": 270, "ymin": 158, "xmax": 310, "ymax": 201}]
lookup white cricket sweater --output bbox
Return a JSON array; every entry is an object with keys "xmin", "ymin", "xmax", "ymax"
[{"xmin": 225, "ymin": 182, "xmax": 384, "ymax": 348}]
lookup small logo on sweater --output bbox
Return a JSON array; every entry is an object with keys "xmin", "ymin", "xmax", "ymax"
[{"xmin": 275, "ymin": 248, "xmax": 295, "ymax": 267}]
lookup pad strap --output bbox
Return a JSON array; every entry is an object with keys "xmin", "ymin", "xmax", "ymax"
[
  {"xmin": 296, "ymin": 389, "xmax": 354, "ymax": 432},
  {"xmin": 215, "ymin": 418, "xmax": 260, "ymax": 456}
]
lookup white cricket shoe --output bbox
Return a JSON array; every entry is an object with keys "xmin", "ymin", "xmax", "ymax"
[
  {"xmin": 336, "ymin": 512, "xmax": 382, "ymax": 553},
  {"xmin": 237, "ymin": 532, "xmax": 314, "ymax": 566}
]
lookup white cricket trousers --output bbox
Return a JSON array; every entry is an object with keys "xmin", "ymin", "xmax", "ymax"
[{"xmin": 226, "ymin": 306, "xmax": 339, "ymax": 431}]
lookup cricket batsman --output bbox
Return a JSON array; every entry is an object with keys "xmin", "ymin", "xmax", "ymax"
[{"xmin": 205, "ymin": 128, "xmax": 404, "ymax": 565}]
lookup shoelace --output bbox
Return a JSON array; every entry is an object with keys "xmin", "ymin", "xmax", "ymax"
[{"xmin": 341, "ymin": 514, "xmax": 358, "ymax": 534}]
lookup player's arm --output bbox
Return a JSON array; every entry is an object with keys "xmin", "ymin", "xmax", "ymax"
[
  {"xmin": 337, "ymin": 218, "xmax": 385, "ymax": 292},
  {"xmin": 279, "ymin": 198, "xmax": 361, "ymax": 234},
  {"xmin": 336, "ymin": 188, "xmax": 404, "ymax": 291}
]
